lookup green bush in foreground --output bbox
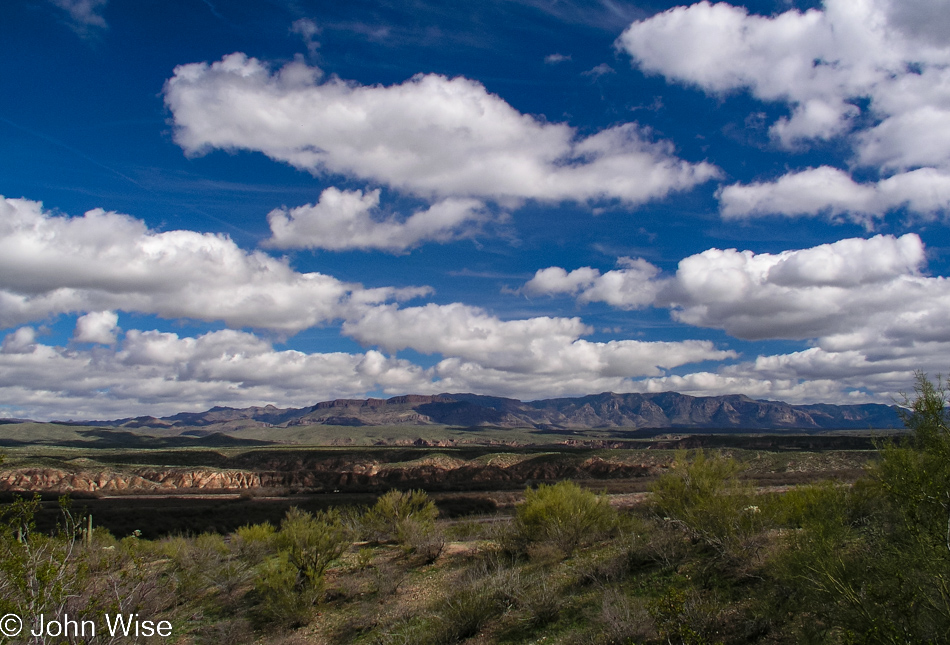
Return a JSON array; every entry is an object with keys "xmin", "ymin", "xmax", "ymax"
[
  {"xmin": 363, "ymin": 489, "xmax": 439, "ymax": 544},
  {"xmin": 252, "ymin": 550, "xmax": 321, "ymax": 629},
  {"xmin": 233, "ymin": 521, "xmax": 277, "ymax": 565},
  {"xmin": 651, "ymin": 450, "xmax": 767, "ymax": 566},
  {"xmin": 247, "ymin": 508, "xmax": 350, "ymax": 629},
  {"xmin": 777, "ymin": 372, "xmax": 950, "ymax": 643},
  {"xmin": 276, "ymin": 507, "xmax": 350, "ymax": 590},
  {"xmin": 515, "ymin": 480, "xmax": 616, "ymax": 555}
]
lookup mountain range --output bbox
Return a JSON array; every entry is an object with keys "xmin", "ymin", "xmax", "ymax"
[{"xmin": 71, "ymin": 392, "xmax": 904, "ymax": 432}]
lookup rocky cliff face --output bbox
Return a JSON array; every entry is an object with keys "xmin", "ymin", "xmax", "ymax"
[
  {"xmin": 0, "ymin": 453, "xmax": 662, "ymax": 494},
  {"xmin": 0, "ymin": 468, "xmax": 267, "ymax": 493},
  {"xmin": 76, "ymin": 391, "xmax": 903, "ymax": 432}
]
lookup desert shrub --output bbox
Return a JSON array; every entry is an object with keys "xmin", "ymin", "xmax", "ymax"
[
  {"xmin": 509, "ymin": 572, "xmax": 564, "ymax": 629},
  {"xmin": 594, "ymin": 589, "xmax": 656, "ymax": 645},
  {"xmin": 276, "ymin": 507, "xmax": 351, "ymax": 590},
  {"xmin": 774, "ymin": 480, "xmax": 862, "ymax": 537},
  {"xmin": 355, "ymin": 545, "xmax": 374, "ymax": 570},
  {"xmin": 160, "ymin": 532, "xmax": 231, "ymax": 601},
  {"xmin": 247, "ymin": 507, "xmax": 351, "ymax": 628},
  {"xmin": 194, "ymin": 531, "xmax": 229, "ymax": 555},
  {"xmin": 0, "ymin": 494, "xmax": 172, "ymax": 644},
  {"xmin": 64, "ymin": 551, "xmax": 175, "ymax": 643},
  {"xmin": 770, "ymin": 372, "xmax": 950, "ymax": 643},
  {"xmin": 251, "ymin": 551, "xmax": 320, "ymax": 628},
  {"xmin": 371, "ymin": 561, "xmax": 408, "ymax": 598},
  {"xmin": 364, "ymin": 489, "xmax": 438, "ymax": 543},
  {"xmin": 397, "ymin": 516, "xmax": 445, "ymax": 563},
  {"xmin": 373, "ymin": 615, "xmax": 435, "ymax": 645},
  {"xmin": 483, "ymin": 516, "xmax": 525, "ymax": 558},
  {"xmin": 444, "ymin": 517, "xmax": 491, "ymax": 541},
  {"xmin": 577, "ymin": 514, "xmax": 677, "ymax": 584},
  {"xmin": 514, "ymin": 481, "xmax": 616, "ymax": 555},
  {"xmin": 423, "ymin": 565, "xmax": 521, "ymax": 643},
  {"xmin": 362, "ymin": 489, "xmax": 445, "ymax": 563},
  {"xmin": 575, "ymin": 529, "xmax": 658, "ymax": 589},
  {"xmin": 80, "ymin": 527, "xmax": 130, "ymax": 576},
  {"xmin": 329, "ymin": 565, "xmax": 375, "ymax": 601},
  {"xmin": 235, "ymin": 521, "xmax": 276, "ymax": 544},
  {"xmin": 433, "ymin": 585, "xmax": 504, "ymax": 642},
  {"xmin": 651, "ymin": 451, "xmax": 767, "ymax": 563},
  {"xmin": 525, "ymin": 540, "xmax": 566, "ymax": 565},
  {"xmin": 206, "ymin": 552, "xmax": 253, "ymax": 600},
  {"xmin": 328, "ymin": 602, "xmax": 380, "ymax": 641},
  {"xmin": 0, "ymin": 495, "xmax": 89, "ymax": 624},
  {"xmin": 876, "ymin": 373, "xmax": 950, "ymax": 547},
  {"xmin": 336, "ymin": 504, "xmax": 367, "ymax": 535},
  {"xmin": 636, "ymin": 520, "xmax": 692, "ymax": 572},
  {"xmin": 233, "ymin": 521, "xmax": 277, "ymax": 565},
  {"xmin": 266, "ymin": 632, "xmax": 319, "ymax": 645},
  {"xmin": 650, "ymin": 587, "xmax": 726, "ymax": 645}
]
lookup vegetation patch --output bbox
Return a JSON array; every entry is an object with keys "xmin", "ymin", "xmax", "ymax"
[{"xmin": 0, "ymin": 380, "xmax": 942, "ymax": 643}]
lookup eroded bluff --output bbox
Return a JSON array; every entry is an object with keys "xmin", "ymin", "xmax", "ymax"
[{"xmin": 0, "ymin": 453, "xmax": 663, "ymax": 494}]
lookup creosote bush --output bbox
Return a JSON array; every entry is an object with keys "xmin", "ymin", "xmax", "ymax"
[
  {"xmin": 595, "ymin": 590, "xmax": 656, "ymax": 645},
  {"xmin": 651, "ymin": 450, "xmax": 767, "ymax": 565},
  {"xmin": 249, "ymin": 508, "xmax": 350, "ymax": 629},
  {"xmin": 364, "ymin": 489, "xmax": 438, "ymax": 543},
  {"xmin": 773, "ymin": 371, "xmax": 950, "ymax": 643},
  {"xmin": 421, "ymin": 563, "xmax": 523, "ymax": 644},
  {"xmin": 362, "ymin": 489, "xmax": 444, "ymax": 562},
  {"xmin": 276, "ymin": 507, "xmax": 350, "ymax": 590},
  {"xmin": 395, "ymin": 513, "xmax": 445, "ymax": 563},
  {"xmin": 234, "ymin": 521, "xmax": 277, "ymax": 565},
  {"xmin": 514, "ymin": 480, "xmax": 616, "ymax": 555},
  {"xmin": 252, "ymin": 551, "xmax": 321, "ymax": 629}
]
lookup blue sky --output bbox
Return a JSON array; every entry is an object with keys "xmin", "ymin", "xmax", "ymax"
[{"xmin": 3, "ymin": 0, "xmax": 950, "ymax": 420}]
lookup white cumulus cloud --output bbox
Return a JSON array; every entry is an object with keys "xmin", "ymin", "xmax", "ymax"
[
  {"xmin": 164, "ymin": 53, "xmax": 719, "ymax": 205},
  {"xmin": 0, "ymin": 327, "xmax": 432, "ymax": 420},
  {"xmin": 343, "ymin": 302, "xmax": 734, "ymax": 377},
  {"xmin": 291, "ymin": 18, "xmax": 320, "ymax": 56},
  {"xmin": 522, "ymin": 257, "xmax": 664, "ymax": 308},
  {"xmin": 0, "ymin": 319, "xmax": 737, "ymax": 420},
  {"xmin": 718, "ymin": 166, "xmax": 950, "ymax": 225},
  {"xmin": 662, "ymin": 234, "xmax": 930, "ymax": 340},
  {"xmin": 619, "ymin": 0, "xmax": 950, "ymax": 221},
  {"xmin": 0, "ymin": 196, "xmax": 428, "ymax": 332},
  {"xmin": 1, "ymin": 327, "xmax": 37, "ymax": 355},
  {"xmin": 73, "ymin": 310, "xmax": 119, "ymax": 344},
  {"xmin": 522, "ymin": 266, "xmax": 601, "ymax": 297},
  {"xmin": 524, "ymin": 233, "xmax": 950, "ymax": 403},
  {"xmin": 265, "ymin": 187, "xmax": 494, "ymax": 252},
  {"xmin": 627, "ymin": 369, "xmax": 874, "ymax": 405}
]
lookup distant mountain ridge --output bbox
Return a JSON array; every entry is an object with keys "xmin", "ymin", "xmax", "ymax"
[{"xmin": 74, "ymin": 391, "xmax": 904, "ymax": 431}]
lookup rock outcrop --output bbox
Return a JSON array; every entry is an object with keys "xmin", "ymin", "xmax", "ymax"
[{"xmin": 0, "ymin": 454, "xmax": 663, "ymax": 494}]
